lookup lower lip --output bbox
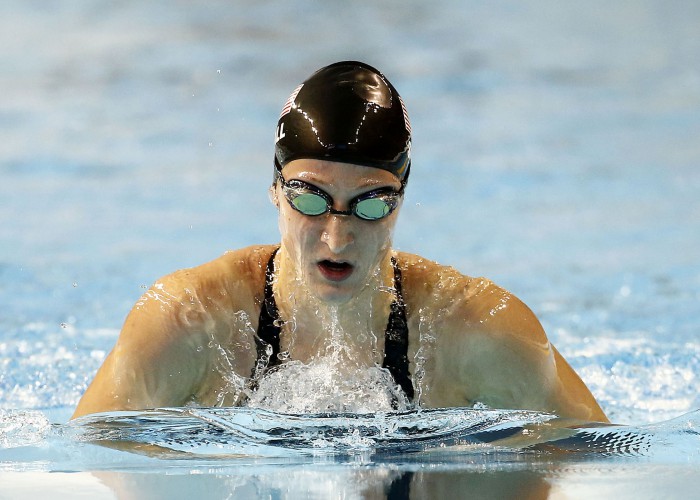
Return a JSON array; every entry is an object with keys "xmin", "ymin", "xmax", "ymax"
[{"xmin": 317, "ymin": 262, "xmax": 354, "ymax": 282}]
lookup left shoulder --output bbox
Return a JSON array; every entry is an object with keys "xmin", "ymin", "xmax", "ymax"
[
  {"xmin": 393, "ymin": 252, "xmax": 608, "ymax": 421},
  {"xmin": 393, "ymin": 250, "xmax": 545, "ymax": 344}
]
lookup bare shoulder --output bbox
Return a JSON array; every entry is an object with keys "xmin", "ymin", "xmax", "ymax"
[
  {"xmin": 394, "ymin": 250, "xmax": 607, "ymax": 421},
  {"xmin": 71, "ymin": 245, "xmax": 278, "ymax": 417},
  {"xmin": 394, "ymin": 250, "xmax": 543, "ymax": 342},
  {"xmin": 112, "ymin": 243, "xmax": 278, "ymax": 382},
  {"xmin": 145, "ymin": 245, "xmax": 276, "ymax": 314},
  {"xmin": 156, "ymin": 244, "xmax": 276, "ymax": 308}
]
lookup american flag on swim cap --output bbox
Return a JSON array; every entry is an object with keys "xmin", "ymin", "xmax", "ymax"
[
  {"xmin": 398, "ymin": 95, "xmax": 411, "ymax": 135},
  {"xmin": 280, "ymin": 84, "xmax": 304, "ymax": 119}
]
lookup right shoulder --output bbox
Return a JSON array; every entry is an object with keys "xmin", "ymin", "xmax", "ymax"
[
  {"xmin": 163, "ymin": 244, "xmax": 277, "ymax": 292},
  {"xmin": 136, "ymin": 244, "xmax": 278, "ymax": 325},
  {"xmin": 72, "ymin": 245, "xmax": 279, "ymax": 417}
]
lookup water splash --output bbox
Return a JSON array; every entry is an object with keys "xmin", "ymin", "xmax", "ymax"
[
  {"xmin": 208, "ymin": 310, "xmax": 256, "ymax": 406},
  {"xmin": 62, "ymin": 407, "xmax": 700, "ymax": 461},
  {"xmin": 0, "ymin": 409, "xmax": 50, "ymax": 449},
  {"xmin": 247, "ymin": 306, "xmax": 411, "ymax": 413},
  {"xmin": 412, "ymin": 307, "xmax": 437, "ymax": 404},
  {"xmin": 245, "ymin": 358, "xmax": 410, "ymax": 413}
]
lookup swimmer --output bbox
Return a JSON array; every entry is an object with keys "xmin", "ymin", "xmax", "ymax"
[{"xmin": 72, "ymin": 61, "xmax": 608, "ymax": 422}]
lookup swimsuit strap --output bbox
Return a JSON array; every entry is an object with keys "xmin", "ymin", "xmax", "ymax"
[
  {"xmin": 382, "ymin": 257, "xmax": 415, "ymax": 401},
  {"xmin": 253, "ymin": 248, "xmax": 282, "ymax": 378},
  {"xmin": 253, "ymin": 251, "xmax": 414, "ymax": 403}
]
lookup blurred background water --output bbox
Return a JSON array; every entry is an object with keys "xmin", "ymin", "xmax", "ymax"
[{"xmin": 1, "ymin": 0, "xmax": 699, "ymax": 487}]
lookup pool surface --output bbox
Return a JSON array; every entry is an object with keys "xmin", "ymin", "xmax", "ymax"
[{"xmin": 2, "ymin": 0, "xmax": 699, "ymax": 497}]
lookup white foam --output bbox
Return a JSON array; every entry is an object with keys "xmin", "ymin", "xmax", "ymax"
[{"xmin": 246, "ymin": 357, "xmax": 411, "ymax": 413}]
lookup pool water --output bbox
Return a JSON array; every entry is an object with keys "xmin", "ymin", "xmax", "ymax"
[{"xmin": 2, "ymin": 0, "xmax": 700, "ymax": 497}]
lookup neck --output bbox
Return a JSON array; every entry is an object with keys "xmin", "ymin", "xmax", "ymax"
[{"xmin": 272, "ymin": 248, "xmax": 396, "ymax": 364}]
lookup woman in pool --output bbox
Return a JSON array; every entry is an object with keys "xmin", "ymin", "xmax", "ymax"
[{"xmin": 72, "ymin": 61, "xmax": 608, "ymax": 422}]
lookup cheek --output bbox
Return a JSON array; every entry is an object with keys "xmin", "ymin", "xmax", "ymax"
[
  {"xmin": 361, "ymin": 226, "xmax": 390, "ymax": 250},
  {"xmin": 278, "ymin": 207, "xmax": 319, "ymax": 256},
  {"xmin": 356, "ymin": 218, "xmax": 397, "ymax": 262},
  {"xmin": 370, "ymin": 213, "xmax": 398, "ymax": 243}
]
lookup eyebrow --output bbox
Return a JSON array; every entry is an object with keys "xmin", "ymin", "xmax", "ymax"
[{"xmin": 291, "ymin": 173, "xmax": 399, "ymax": 191}]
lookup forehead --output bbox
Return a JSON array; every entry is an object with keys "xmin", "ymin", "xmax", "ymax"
[{"xmin": 283, "ymin": 159, "xmax": 400, "ymax": 188}]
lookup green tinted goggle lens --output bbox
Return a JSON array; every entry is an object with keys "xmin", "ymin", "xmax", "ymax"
[
  {"xmin": 282, "ymin": 179, "xmax": 401, "ymax": 221},
  {"xmin": 291, "ymin": 193, "xmax": 328, "ymax": 215},
  {"xmin": 354, "ymin": 197, "xmax": 392, "ymax": 219}
]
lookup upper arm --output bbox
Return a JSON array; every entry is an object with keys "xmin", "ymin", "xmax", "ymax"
[
  {"xmin": 71, "ymin": 246, "xmax": 273, "ymax": 420},
  {"xmin": 71, "ymin": 276, "xmax": 211, "ymax": 419},
  {"xmin": 441, "ymin": 283, "xmax": 608, "ymax": 422}
]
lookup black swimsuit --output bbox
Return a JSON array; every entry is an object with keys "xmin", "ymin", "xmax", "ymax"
[{"xmin": 254, "ymin": 249, "xmax": 414, "ymax": 401}]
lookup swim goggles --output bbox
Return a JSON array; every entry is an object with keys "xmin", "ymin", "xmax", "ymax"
[{"xmin": 277, "ymin": 174, "xmax": 404, "ymax": 221}]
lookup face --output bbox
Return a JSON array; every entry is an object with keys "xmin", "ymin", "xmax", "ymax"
[{"xmin": 274, "ymin": 159, "xmax": 403, "ymax": 304}]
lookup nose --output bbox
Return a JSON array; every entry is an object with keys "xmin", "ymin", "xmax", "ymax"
[{"xmin": 321, "ymin": 215, "xmax": 355, "ymax": 254}]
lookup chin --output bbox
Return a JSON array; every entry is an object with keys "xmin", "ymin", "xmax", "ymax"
[{"xmin": 309, "ymin": 282, "xmax": 357, "ymax": 305}]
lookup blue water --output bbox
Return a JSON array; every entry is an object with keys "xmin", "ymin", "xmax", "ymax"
[{"xmin": 2, "ymin": 0, "xmax": 700, "ymax": 497}]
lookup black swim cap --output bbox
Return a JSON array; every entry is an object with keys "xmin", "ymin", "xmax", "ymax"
[{"xmin": 274, "ymin": 61, "xmax": 411, "ymax": 182}]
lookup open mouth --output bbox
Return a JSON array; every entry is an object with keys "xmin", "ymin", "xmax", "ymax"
[{"xmin": 317, "ymin": 260, "xmax": 354, "ymax": 281}]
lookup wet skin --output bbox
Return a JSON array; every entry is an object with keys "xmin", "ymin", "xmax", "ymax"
[
  {"xmin": 273, "ymin": 160, "xmax": 402, "ymax": 305},
  {"xmin": 72, "ymin": 160, "xmax": 608, "ymax": 423}
]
